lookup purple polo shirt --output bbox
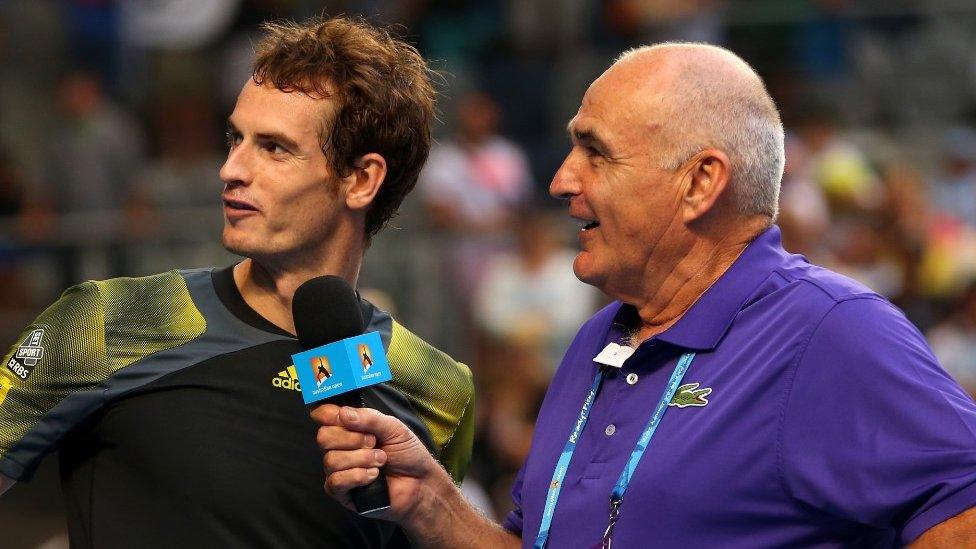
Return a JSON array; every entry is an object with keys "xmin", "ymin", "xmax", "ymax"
[{"xmin": 504, "ymin": 226, "xmax": 976, "ymax": 547}]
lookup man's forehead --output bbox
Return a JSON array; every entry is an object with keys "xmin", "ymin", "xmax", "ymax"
[
  {"xmin": 570, "ymin": 80, "xmax": 663, "ymax": 143},
  {"xmin": 239, "ymin": 78, "xmax": 331, "ymax": 106},
  {"xmin": 231, "ymin": 80, "xmax": 333, "ymax": 134}
]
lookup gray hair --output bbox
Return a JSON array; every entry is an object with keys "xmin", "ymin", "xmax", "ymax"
[{"xmin": 617, "ymin": 43, "xmax": 785, "ymax": 220}]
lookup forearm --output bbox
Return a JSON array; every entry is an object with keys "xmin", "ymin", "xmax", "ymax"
[
  {"xmin": 909, "ymin": 506, "xmax": 976, "ymax": 548},
  {"xmin": 402, "ymin": 465, "xmax": 520, "ymax": 549}
]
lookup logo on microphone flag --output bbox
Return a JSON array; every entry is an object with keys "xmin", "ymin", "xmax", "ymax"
[
  {"xmin": 359, "ymin": 343, "xmax": 373, "ymax": 371},
  {"xmin": 312, "ymin": 356, "xmax": 332, "ymax": 385},
  {"xmin": 290, "ymin": 331, "xmax": 392, "ymax": 405}
]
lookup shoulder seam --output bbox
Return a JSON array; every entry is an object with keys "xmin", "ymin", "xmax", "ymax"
[
  {"xmin": 773, "ymin": 267, "xmax": 882, "ymax": 304},
  {"xmin": 774, "ymin": 298, "xmax": 841, "ymax": 503},
  {"xmin": 81, "ymin": 281, "xmax": 110, "ymax": 381}
]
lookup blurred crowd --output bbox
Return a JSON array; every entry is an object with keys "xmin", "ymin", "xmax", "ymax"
[{"xmin": 3, "ymin": 0, "xmax": 976, "ymax": 544}]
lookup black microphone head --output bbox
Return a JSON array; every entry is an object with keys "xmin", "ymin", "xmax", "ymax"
[{"xmin": 292, "ymin": 275, "xmax": 365, "ymax": 349}]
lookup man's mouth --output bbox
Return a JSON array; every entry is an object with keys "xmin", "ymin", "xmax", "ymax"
[
  {"xmin": 579, "ymin": 220, "xmax": 600, "ymax": 232},
  {"xmin": 224, "ymin": 199, "xmax": 258, "ymax": 212}
]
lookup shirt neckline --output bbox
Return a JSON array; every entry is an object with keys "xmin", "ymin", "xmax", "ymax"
[
  {"xmin": 608, "ymin": 225, "xmax": 790, "ymax": 351},
  {"xmin": 211, "ymin": 264, "xmax": 294, "ymax": 337}
]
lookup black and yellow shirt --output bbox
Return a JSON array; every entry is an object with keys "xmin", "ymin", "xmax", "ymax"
[{"xmin": 0, "ymin": 266, "xmax": 474, "ymax": 548}]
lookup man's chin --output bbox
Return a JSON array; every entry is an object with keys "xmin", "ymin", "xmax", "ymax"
[
  {"xmin": 572, "ymin": 255, "xmax": 603, "ymax": 288},
  {"xmin": 222, "ymin": 233, "xmax": 257, "ymax": 258}
]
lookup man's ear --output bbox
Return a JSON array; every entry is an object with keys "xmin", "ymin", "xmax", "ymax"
[
  {"xmin": 681, "ymin": 148, "xmax": 731, "ymax": 222},
  {"xmin": 343, "ymin": 153, "xmax": 387, "ymax": 211}
]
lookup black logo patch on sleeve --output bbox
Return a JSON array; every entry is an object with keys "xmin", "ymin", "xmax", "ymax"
[{"xmin": 6, "ymin": 328, "xmax": 45, "ymax": 381}]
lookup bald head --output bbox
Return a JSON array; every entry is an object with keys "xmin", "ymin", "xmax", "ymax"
[{"xmin": 612, "ymin": 43, "xmax": 785, "ymax": 220}]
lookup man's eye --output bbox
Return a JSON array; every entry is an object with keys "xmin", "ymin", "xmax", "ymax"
[
  {"xmin": 225, "ymin": 131, "xmax": 242, "ymax": 148},
  {"xmin": 263, "ymin": 142, "xmax": 288, "ymax": 155}
]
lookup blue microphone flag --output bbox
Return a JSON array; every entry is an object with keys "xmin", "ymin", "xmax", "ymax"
[{"xmin": 291, "ymin": 331, "xmax": 392, "ymax": 405}]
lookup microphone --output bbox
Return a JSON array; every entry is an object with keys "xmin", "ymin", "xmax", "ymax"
[{"xmin": 292, "ymin": 275, "xmax": 392, "ymax": 515}]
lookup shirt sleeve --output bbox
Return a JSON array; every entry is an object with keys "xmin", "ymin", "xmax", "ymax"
[
  {"xmin": 780, "ymin": 296, "xmax": 976, "ymax": 544},
  {"xmin": 439, "ymin": 392, "xmax": 476, "ymax": 485},
  {"xmin": 0, "ymin": 282, "xmax": 108, "ymax": 481},
  {"xmin": 386, "ymin": 321, "xmax": 476, "ymax": 484},
  {"xmin": 503, "ymin": 461, "xmax": 527, "ymax": 535}
]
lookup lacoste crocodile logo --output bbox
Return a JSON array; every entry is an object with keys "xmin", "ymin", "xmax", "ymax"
[{"xmin": 669, "ymin": 382, "xmax": 712, "ymax": 408}]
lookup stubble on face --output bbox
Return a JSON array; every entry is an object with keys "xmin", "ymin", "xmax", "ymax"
[{"xmin": 220, "ymin": 81, "xmax": 345, "ymax": 266}]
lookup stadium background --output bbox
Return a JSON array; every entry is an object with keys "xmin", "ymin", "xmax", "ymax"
[{"xmin": 2, "ymin": 1, "xmax": 976, "ymax": 546}]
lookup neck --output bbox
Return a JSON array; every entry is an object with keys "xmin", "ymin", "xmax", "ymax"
[
  {"xmin": 623, "ymin": 218, "xmax": 767, "ymax": 343},
  {"xmin": 233, "ymin": 243, "xmax": 364, "ymax": 335}
]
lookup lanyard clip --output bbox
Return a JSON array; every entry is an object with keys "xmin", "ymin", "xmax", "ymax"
[{"xmin": 602, "ymin": 498, "xmax": 622, "ymax": 548}]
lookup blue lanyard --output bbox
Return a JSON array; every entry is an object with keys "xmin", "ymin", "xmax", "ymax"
[{"xmin": 533, "ymin": 352, "xmax": 696, "ymax": 549}]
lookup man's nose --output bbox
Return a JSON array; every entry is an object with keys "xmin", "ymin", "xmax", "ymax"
[
  {"xmin": 550, "ymin": 154, "xmax": 581, "ymax": 199},
  {"xmin": 219, "ymin": 144, "xmax": 251, "ymax": 186}
]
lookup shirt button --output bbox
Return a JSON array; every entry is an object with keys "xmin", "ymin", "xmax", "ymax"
[
  {"xmin": 605, "ymin": 424, "xmax": 616, "ymax": 436},
  {"xmin": 626, "ymin": 373, "xmax": 639, "ymax": 385}
]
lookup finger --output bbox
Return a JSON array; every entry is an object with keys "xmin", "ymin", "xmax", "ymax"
[
  {"xmin": 316, "ymin": 426, "xmax": 377, "ymax": 451},
  {"xmin": 309, "ymin": 403, "xmax": 343, "ymax": 426},
  {"xmin": 323, "ymin": 448, "xmax": 387, "ymax": 475},
  {"xmin": 325, "ymin": 467, "xmax": 381, "ymax": 500},
  {"xmin": 337, "ymin": 406, "xmax": 408, "ymax": 445}
]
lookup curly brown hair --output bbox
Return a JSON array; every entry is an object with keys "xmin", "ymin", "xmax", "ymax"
[{"xmin": 252, "ymin": 16, "xmax": 437, "ymax": 239}]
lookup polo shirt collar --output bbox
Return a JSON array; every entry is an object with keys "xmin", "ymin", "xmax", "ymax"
[{"xmin": 614, "ymin": 225, "xmax": 788, "ymax": 352}]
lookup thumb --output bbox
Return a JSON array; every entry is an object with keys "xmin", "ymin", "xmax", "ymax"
[{"xmin": 338, "ymin": 406, "xmax": 411, "ymax": 445}]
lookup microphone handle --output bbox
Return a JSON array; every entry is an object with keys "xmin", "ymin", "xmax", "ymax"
[
  {"xmin": 349, "ymin": 389, "xmax": 391, "ymax": 515},
  {"xmin": 351, "ymin": 471, "xmax": 391, "ymax": 515}
]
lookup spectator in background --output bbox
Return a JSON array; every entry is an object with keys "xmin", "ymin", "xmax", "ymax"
[
  {"xmin": 603, "ymin": 0, "xmax": 724, "ymax": 44},
  {"xmin": 45, "ymin": 69, "xmax": 147, "ymax": 216},
  {"xmin": 794, "ymin": 105, "xmax": 880, "ymax": 213},
  {"xmin": 41, "ymin": 69, "xmax": 150, "ymax": 282},
  {"xmin": 777, "ymin": 131, "xmax": 830, "ymax": 260},
  {"xmin": 0, "ymin": 148, "xmax": 40, "ymax": 311},
  {"xmin": 138, "ymin": 96, "xmax": 222, "ymax": 212},
  {"xmin": 418, "ymin": 90, "xmax": 532, "ymax": 310},
  {"xmin": 877, "ymin": 162, "xmax": 934, "ymax": 322},
  {"xmin": 131, "ymin": 95, "xmax": 228, "ymax": 272},
  {"xmin": 471, "ymin": 208, "xmax": 598, "ymax": 517},
  {"xmin": 421, "ymin": 91, "xmax": 532, "ymax": 239},
  {"xmin": 929, "ymin": 280, "xmax": 976, "ymax": 397},
  {"xmin": 932, "ymin": 126, "xmax": 976, "ymax": 230},
  {"xmin": 473, "ymin": 208, "xmax": 598, "ymax": 377}
]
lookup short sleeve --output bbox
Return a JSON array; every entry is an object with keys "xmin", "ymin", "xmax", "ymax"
[
  {"xmin": 439, "ymin": 394, "xmax": 476, "ymax": 485},
  {"xmin": 781, "ymin": 297, "xmax": 976, "ymax": 544},
  {"xmin": 503, "ymin": 461, "xmax": 527, "ymax": 536},
  {"xmin": 386, "ymin": 321, "xmax": 476, "ymax": 484},
  {"xmin": 0, "ymin": 282, "xmax": 108, "ymax": 480}
]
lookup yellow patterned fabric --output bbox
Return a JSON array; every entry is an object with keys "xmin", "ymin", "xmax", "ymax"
[
  {"xmin": 387, "ymin": 321, "xmax": 474, "ymax": 484},
  {"xmin": 0, "ymin": 271, "xmax": 205, "ymax": 470},
  {"xmin": 98, "ymin": 274, "xmax": 207, "ymax": 373}
]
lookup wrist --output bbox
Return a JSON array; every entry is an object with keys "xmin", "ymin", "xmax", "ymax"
[{"xmin": 402, "ymin": 464, "xmax": 478, "ymax": 548}]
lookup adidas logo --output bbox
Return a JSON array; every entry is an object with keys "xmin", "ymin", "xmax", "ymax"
[{"xmin": 272, "ymin": 365, "xmax": 302, "ymax": 392}]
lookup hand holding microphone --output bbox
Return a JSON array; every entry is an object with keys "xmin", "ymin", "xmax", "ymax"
[
  {"xmin": 297, "ymin": 277, "xmax": 515, "ymax": 548},
  {"xmin": 311, "ymin": 402, "xmax": 445, "ymax": 523}
]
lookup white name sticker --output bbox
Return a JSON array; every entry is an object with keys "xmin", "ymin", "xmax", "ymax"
[{"xmin": 593, "ymin": 342, "xmax": 635, "ymax": 368}]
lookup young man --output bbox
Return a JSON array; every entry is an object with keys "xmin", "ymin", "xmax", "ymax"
[{"xmin": 0, "ymin": 16, "xmax": 473, "ymax": 549}]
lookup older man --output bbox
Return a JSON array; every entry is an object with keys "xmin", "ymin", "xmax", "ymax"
[{"xmin": 313, "ymin": 43, "xmax": 976, "ymax": 547}]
